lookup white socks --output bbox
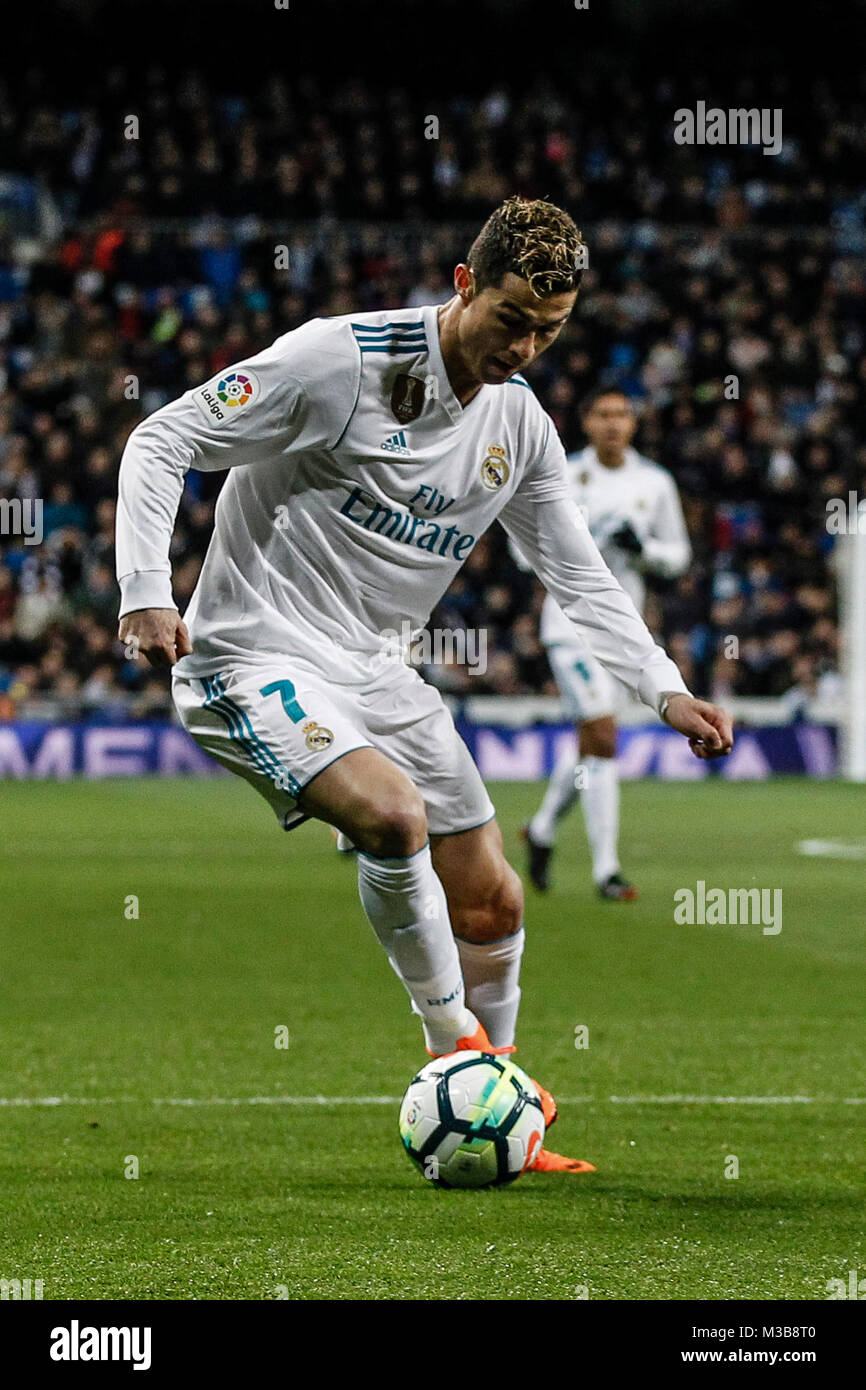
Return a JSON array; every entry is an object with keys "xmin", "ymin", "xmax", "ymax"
[
  {"xmin": 357, "ymin": 844, "xmax": 476, "ymax": 1055},
  {"xmin": 529, "ymin": 749, "xmax": 621, "ymax": 884},
  {"xmin": 579, "ymin": 755, "xmax": 620, "ymax": 884},
  {"xmin": 456, "ymin": 929, "xmax": 525, "ymax": 1049},
  {"xmin": 529, "ymin": 740, "xmax": 580, "ymax": 846}
]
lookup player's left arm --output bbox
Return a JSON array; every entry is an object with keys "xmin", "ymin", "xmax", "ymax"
[
  {"xmin": 637, "ymin": 470, "xmax": 692, "ymax": 579},
  {"xmin": 500, "ymin": 422, "xmax": 732, "ymax": 759}
]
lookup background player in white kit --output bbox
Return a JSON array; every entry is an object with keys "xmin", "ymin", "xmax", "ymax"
[
  {"xmin": 524, "ymin": 389, "xmax": 692, "ymax": 898},
  {"xmin": 116, "ymin": 199, "xmax": 732, "ymax": 1174}
]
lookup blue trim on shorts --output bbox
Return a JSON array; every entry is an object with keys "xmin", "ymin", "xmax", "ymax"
[
  {"xmin": 428, "ymin": 811, "xmax": 497, "ymax": 838},
  {"xmin": 203, "ymin": 675, "xmax": 301, "ymax": 797}
]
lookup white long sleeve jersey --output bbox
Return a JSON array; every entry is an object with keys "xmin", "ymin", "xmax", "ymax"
[
  {"xmin": 539, "ymin": 445, "xmax": 692, "ymax": 647},
  {"xmin": 116, "ymin": 305, "xmax": 688, "ymax": 711}
]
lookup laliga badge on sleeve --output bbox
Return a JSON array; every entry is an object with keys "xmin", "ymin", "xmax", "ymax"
[
  {"xmin": 391, "ymin": 374, "xmax": 426, "ymax": 424},
  {"xmin": 194, "ymin": 368, "xmax": 260, "ymax": 426}
]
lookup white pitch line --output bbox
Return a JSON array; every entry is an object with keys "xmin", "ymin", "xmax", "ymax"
[
  {"xmin": 155, "ymin": 1095, "xmax": 399, "ymax": 1106},
  {"xmin": 0, "ymin": 1094, "xmax": 864, "ymax": 1107},
  {"xmin": 608, "ymin": 1094, "xmax": 819, "ymax": 1105},
  {"xmin": 796, "ymin": 838, "xmax": 866, "ymax": 859},
  {"xmin": 0, "ymin": 1095, "xmax": 398, "ymax": 1108}
]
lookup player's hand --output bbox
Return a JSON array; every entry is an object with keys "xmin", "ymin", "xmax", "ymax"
[
  {"xmin": 609, "ymin": 522, "xmax": 643, "ymax": 555},
  {"xmin": 118, "ymin": 608, "xmax": 193, "ymax": 668},
  {"xmin": 661, "ymin": 694, "xmax": 734, "ymax": 760}
]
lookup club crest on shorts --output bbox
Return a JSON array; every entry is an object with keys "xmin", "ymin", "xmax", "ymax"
[
  {"xmin": 303, "ymin": 721, "xmax": 334, "ymax": 751},
  {"xmin": 391, "ymin": 374, "xmax": 425, "ymax": 424},
  {"xmin": 481, "ymin": 444, "xmax": 510, "ymax": 491}
]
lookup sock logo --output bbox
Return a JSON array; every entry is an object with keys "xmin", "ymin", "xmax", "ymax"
[
  {"xmin": 49, "ymin": 1321, "xmax": 152, "ymax": 1371},
  {"xmin": 426, "ymin": 983, "xmax": 464, "ymax": 1007}
]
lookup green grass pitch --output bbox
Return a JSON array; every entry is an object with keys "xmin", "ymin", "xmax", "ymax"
[{"xmin": 0, "ymin": 776, "xmax": 863, "ymax": 1300}]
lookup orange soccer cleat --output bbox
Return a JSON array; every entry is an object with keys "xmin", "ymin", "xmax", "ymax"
[
  {"xmin": 530, "ymin": 1077, "xmax": 559, "ymax": 1129},
  {"xmin": 526, "ymin": 1083, "xmax": 599, "ymax": 1170},
  {"xmin": 529, "ymin": 1147, "xmax": 597, "ymax": 1174}
]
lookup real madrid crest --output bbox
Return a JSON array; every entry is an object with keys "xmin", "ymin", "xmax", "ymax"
[
  {"xmin": 481, "ymin": 444, "xmax": 510, "ymax": 491},
  {"xmin": 391, "ymin": 374, "xmax": 426, "ymax": 424},
  {"xmin": 303, "ymin": 721, "xmax": 334, "ymax": 751}
]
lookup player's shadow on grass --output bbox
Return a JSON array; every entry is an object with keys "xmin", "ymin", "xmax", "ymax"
[
  {"xmin": 535, "ymin": 1181, "xmax": 864, "ymax": 1213},
  {"xmin": 287, "ymin": 1182, "xmax": 862, "ymax": 1209}
]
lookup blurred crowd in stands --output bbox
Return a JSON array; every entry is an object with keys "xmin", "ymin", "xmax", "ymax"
[{"xmin": 1, "ymin": 64, "xmax": 864, "ymax": 720}]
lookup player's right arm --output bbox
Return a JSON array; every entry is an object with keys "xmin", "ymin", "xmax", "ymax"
[
  {"xmin": 500, "ymin": 414, "xmax": 733, "ymax": 758},
  {"xmin": 116, "ymin": 322, "xmax": 361, "ymax": 666}
]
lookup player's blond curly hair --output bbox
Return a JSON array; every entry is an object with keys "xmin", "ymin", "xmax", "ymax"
[{"xmin": 468, "ymin": 196, "xmax": 587, "ymax": 298}]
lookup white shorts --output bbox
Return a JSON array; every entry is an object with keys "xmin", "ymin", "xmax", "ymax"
[
  {"xmin": 546, "ymin": 640, "xmax": 625, "ymax": 723},
  {"xmin": 172, "ymin": 651, "xmax": 495, "ymax": 838}
]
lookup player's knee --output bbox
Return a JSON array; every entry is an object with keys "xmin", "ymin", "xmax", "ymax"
[
  {"xmin": 496, "ymin": 862, "xmax": 525, "ymax": 937},
  {"xmin": 452, "ymin": 861, "xmax": 524, "ymax": 944},
  {"xmin": 579, "ymin": 717, "xmax": 616, "ymax": 760},
  {"xmin": 355, "ymin": 786, "xmax": 428, "ymax": 859}
]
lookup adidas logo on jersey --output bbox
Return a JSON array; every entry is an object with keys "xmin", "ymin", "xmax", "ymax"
[{"xmin": 380, "ymin": 431, "xmax": 411, "ymax": 456}]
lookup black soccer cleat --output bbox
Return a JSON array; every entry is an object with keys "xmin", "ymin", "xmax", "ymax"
[
  {"xmin": 520, "ymin": 825, "xmax": 552, "ymax": 892},
  {"xmin": 597, "ymin": 872, "xmax": 639, "ymax": 901}
]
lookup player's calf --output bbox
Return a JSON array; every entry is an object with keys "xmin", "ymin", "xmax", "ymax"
[
  {"xmin": 451, "ymin": 861, "xmax": 524, "ymax": 943},
  {"xmin": 579, "ymin": 714, "xmax": 617, "ymax": 760},
  {"xmin": 432, "ymin": 823, "xmax": 524, "ymax": 944},
  {"xmin": 432, "ymin": 824, "xmax": 526, "ymax": 1050}
]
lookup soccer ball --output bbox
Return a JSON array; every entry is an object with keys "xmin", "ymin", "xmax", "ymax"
[{"xmin": 399, "ymin": 1051, "xmax": 546, "ymax": 1189}]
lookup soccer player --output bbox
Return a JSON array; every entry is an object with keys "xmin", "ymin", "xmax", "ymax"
[
  {"xmin": 116, "ymin": 198, "xmax": 732, "ymax": 1174},
  {"xmin": 523, "ymin": 389, "xmax": 692, "ymax": 898}
]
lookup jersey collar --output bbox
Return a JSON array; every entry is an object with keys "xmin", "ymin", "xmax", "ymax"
[{"xmin": 421, "ymin": 303, "xmax": 479, "ymax": 423}]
